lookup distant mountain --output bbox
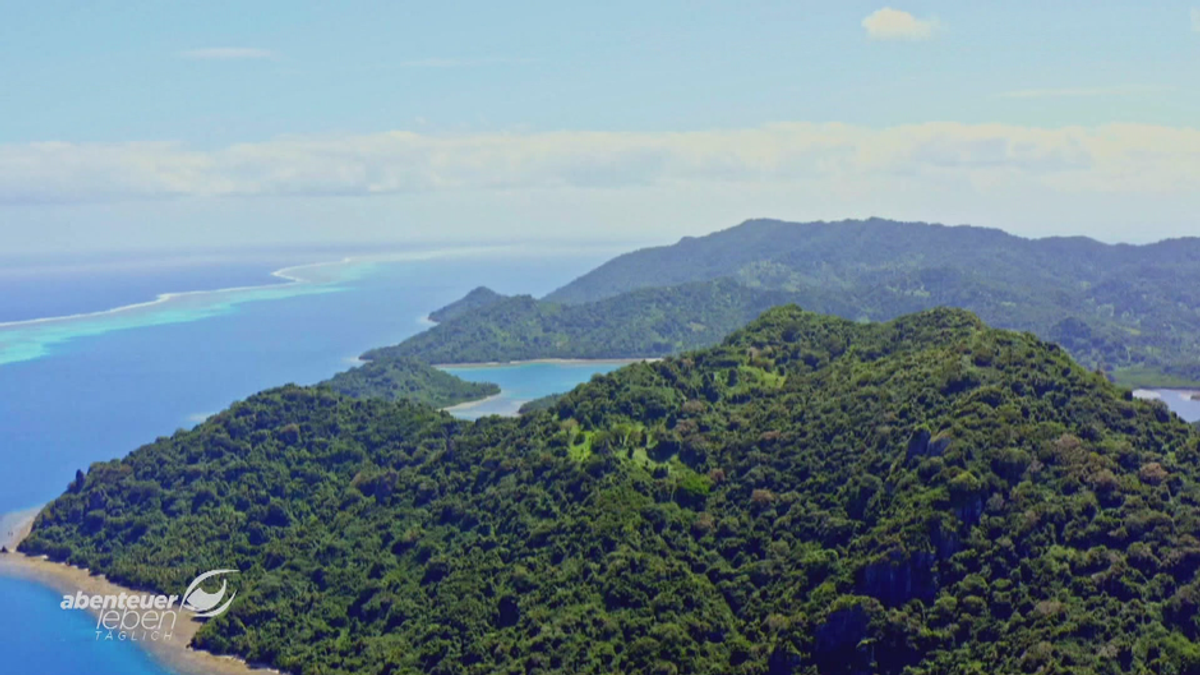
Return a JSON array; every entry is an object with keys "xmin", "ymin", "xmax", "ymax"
[
  {"xmin": 365, "ymin": 279, "xmax": 799, "ymax": 364},
  {"xmin": 322, "ymin": 356, "xmax": 498, "ymax": 408},
  {"xmin": 25, "ymin": 306, "xmax": 1200, "ymax": 674},
  {"xmin": 539, "ymin": 218, "xmax": 1200, "ymax": 386},
  {"xmin": 428, "ymin": 286, "xmax": 508, "ymax": 323}
]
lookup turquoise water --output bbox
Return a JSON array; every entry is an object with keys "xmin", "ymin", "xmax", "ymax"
[
  {"xmin": 441, "ymin": 362, "xmax": 628, "ymax": 419},
  {"xmin": 0, "ymin": 575, "xmax": 168, "ymax": 675},
  {"xmin": 0, "ymin": 247, "xmax": 619, "ymax": 675},
  {"xmin": 0, "ymin": 257, "xmax": 369, "ymax": 367},
  {"xmin": 0, "ymin": 258, "xmax": 281, "ymax": 323}
]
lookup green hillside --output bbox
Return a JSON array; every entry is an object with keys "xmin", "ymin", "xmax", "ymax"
[
  {"xmin": 22, "ymin": 306, "xmax": 1200, "ymax": 674},
  {"xmin": 428, "ymin": 286, "xmax": 509, "ymax": 323},
  {"xmin": 365, "ymin": 279, "xmax": 798, "ymax": 364},
  {"xmin": 516, "ymin": 393, "xmax": 564, "ymax": 415},
  {"xmin": 541, "ymin": 218, "xmax": 1200, "ymax": 386},
  {"xmin": 322, "ymin": 357, "xmax": 499, "ymax": 408}
]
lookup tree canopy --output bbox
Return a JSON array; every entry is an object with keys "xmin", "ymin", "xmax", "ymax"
[
  {"xmin": 23, "ymin": 306, "xmax": 1200, "ymax": 674},
  {"xmin": 536, "ymin": 218, "xmax": 1200, "ymax": 387},
  {"xmin": 322, "ymin": 356, "xmax": 498, "ymax": 408}
]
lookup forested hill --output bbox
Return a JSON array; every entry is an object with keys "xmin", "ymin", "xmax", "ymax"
[
  {"xmin": 23, "ymin": 306, "xmax": 1200, "ymax": 674},
  {"xmin": 321, "ymin": 356, "xmax": 499, "ymax": 408},
  {"xmin": 546, "ymin": 218, "xmax": 1200, "ymax": 306},
  {"xmin": 541, "ymin": 218, "xmax": 1200, "ymax": 386},
  {"xmin": 363, "ymin": 279, "xmax": 798, "ymax": 364},
  {"xmin": 428, "ymin": 286, "xmax": 508, "ymax": 323}
]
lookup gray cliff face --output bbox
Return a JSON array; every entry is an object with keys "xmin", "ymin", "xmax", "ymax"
[
  {"xmin": 858, "ymin": 548, "xmax": 939, "ymax": 608},
  {"xmin": 813, "ymin": 600, "xmax": 881, "ymax": 675}
]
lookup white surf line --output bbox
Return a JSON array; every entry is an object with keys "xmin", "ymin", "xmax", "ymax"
[
  {"xmin": 0, "ymin": 242, "xmax": 557, "ymax": 332},
  {"xmin": 0, "ymin": 256, "xmax": 356, "ymax": 330}
]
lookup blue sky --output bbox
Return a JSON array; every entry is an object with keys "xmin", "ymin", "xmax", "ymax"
[{"xmin": 2, "ymin": 1, "xmax": 1199, "ymax": 252}]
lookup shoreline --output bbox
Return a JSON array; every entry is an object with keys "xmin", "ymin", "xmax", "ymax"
[
  {"xmin": 435, "ymin": 356, "xmax": 661, "ymax": 369},
  {"xmin": 436, "ymin": 358, "xmax": 659, "ymax": 417},
  {"xmin": 439, "ymin": 392, "xmax": 505, "ymax": 414},
  {"xmin": 1134, "ymin": 388, "xmax": 1200, "ymax": 400},
  {"xmin": 0, "ymin": 508, "xmax": 279, "ymax": 675}
]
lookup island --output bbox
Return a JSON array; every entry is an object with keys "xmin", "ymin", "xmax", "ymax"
[{"xmin": 20, "ymin": 305, "xmax": 1200, "ymax": 674}]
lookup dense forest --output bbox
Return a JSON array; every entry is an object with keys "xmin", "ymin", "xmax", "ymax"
[
  {"xmin": 366, "ymin": 279, "xmax": 795, "ymax": 364},
  {"xmin": 322, "ymin": 356, "xmax": 499, "ymax": 408},
  {"xmin": 514, "ymin": 218, "xmax": 1200, "ymax": 387},
  {"xmin": 23, "ymin": 306, "xmax": 1200, "ymax": 674},
  {"xmin": 516, "ymin": 393, "xmax": 564, "ymax": 415},
  {"xmin": 427, "ymin": 286, "xmax": 508, "ymax": 323}
]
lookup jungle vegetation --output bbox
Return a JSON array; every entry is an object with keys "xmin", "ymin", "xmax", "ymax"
[
  {"xmin": 322, "ymin": 357, "xmax": 499, "ymax": 408},
  {"xmin": 366, "ymin": 279, "xmax": 793, "ymax": 364},
  {"xmin": 22, "ymin": 306, "xmax": 1200, "ymax": 674},
  {"xmin": 516, "ymin": 393, "xmax": 564, "ymax": 415},
  {"xmin": 388, "ymin": 218, "xmax": 1200, "ymax": 387},
  {"xmin": 427, "ymin": 286, "xmax": 509, "ymax": 323}
]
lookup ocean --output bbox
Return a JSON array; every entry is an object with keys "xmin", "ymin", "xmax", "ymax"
[{"xmin": 0, "ymin": 245, "xmax": 621, "ymax": 675}]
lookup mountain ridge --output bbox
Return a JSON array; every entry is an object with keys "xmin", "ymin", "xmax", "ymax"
[
  {"xmin": 546, "ymin": 217, "xmax": 1200, "ymax": 305},
  {"xmin": 364, "ymin": 279, "xmax": 799, "ymax": 364},
  {"xmin": 515, "ymin": 217, "xmax": 1200, "ymax": 386}
]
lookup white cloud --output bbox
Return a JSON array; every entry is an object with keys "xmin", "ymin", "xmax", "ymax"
[
  {"xmin": 862, "ymin": 8, "xmax": 940, "ymax": 41},
  {"xmin": 2, "ymin": 123, "xmax": 1199, "ymax": 208},
  {"xmin": 179, "ymin": 48, "xmax": 277, "ymax": 61},
  {"xmin": 996, "ymin": 85, "xmax": 1175, "ymax": 99},
  {"xmin": 1192, "ymin": 8, "xmax": 1200, "ymax": 32}
]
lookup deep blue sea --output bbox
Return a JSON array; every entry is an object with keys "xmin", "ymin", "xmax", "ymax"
[{"xmin": 0, "ymin": 245, "xmax": 621, "ymax": 675}]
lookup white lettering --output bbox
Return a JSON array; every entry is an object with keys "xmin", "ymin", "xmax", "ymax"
[{"xmin": 98, "ymin": 610, "xmax": 121, "ymax": 631}]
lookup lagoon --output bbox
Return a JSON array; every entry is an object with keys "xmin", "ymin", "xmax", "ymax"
[
  {"xmin": 1135, "ymin": 389, "xmax": 1200, "ymax": 423},
  {"xmin": 441, "ymin": 361, "xmax": 631, "ymax": 419}
]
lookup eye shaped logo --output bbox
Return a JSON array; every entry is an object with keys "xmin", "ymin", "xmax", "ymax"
[{"xmin": 182, "ymin": 569, "xmax": 239, "ymax": 618}]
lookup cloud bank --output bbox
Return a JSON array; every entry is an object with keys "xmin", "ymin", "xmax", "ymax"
[
  {"xmin": 1, "ymin": 122, "xmax": 1198, "ymax": 207},
  {"xmin": 862, "ymin": 8, "xmax": 940, "ymax": 41}
]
